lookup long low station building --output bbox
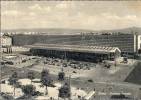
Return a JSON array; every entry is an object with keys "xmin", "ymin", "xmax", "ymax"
[{"xmin": 25, "ymin": 43, "xmax": 121, "ymax": 62}]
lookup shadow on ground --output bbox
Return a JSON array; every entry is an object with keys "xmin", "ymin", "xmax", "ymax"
[{"xmin": 125, "ymin": 62, "xmax": 141, "ymax": 85}]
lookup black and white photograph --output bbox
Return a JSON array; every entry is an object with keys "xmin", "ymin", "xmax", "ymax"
[{"xmin": 0, "ymin": 0, "xmax": 141, "ymax": 100}]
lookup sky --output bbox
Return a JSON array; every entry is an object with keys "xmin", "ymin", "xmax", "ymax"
[{"xmin": 1, "ymin": 1, "xmax": 141, "ymax": 30}]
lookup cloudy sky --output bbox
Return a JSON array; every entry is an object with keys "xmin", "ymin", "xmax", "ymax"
[{"xmin": 1, "ymin": 1, "xmax": 141, "ymax": 30}]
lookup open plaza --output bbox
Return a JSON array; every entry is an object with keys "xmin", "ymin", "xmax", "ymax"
[{"xmin": 1, "ymin": 52, "xmax": 141, "ymax": 100}]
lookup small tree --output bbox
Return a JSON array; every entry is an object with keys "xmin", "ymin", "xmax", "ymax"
[
  {"xmin": 8, "ymin": 72, "xmax": 18, "ymax": 97},
  {"xmin": 58, "ymin": 82, "xmax": 71, "ymax": 99},
  {"xmin": 58, "ymin": 68, "xmax": 65, "ymax": 81},
  {"xmin": 27, "ymin": 71, "xmax": 35, "ymax": 84},
  {"xmin": 22, "ymin": 84, "xmax": 36, "ymax": 98},
  {"xmin": 58, "ymin": 72, "xmax": 65, "ymax": 81},
  {"xmin": 41, "ymin": 69, "xmax": 53, "ymax": 95}
]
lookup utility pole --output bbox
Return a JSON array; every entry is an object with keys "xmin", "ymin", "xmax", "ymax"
[
  {"xmin": 42, "ymin": 57, "xmax": 46, "ymax": 71},
  {"xmin": 68, "ymin": 75, "xmax": 71, "ymax": 100}
]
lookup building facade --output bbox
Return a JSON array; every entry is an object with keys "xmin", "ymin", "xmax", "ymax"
[
  {"xmin": 0, "ymin": 36, "xmax": 12, "ymax": 53},
  {"xmin": 137, "ymin": 35, "xmax": 141, "ymax": 52},
  {"xmin": 80, "ymin": 34, "xmax": 141, "ymax": 54},
  {"xmin": 27, "ymin": 43, "xmax": 121, "ymax": 62},
  {"xmin": 0, "ymin": 36, "xmax": 12, "ymax": 47}
]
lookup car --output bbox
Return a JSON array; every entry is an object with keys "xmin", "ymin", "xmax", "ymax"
[
  {"xmin": 0, "ymin": 62, "xmax": 5, "ymax": 65},
  {"xmin": 63, "ymin": 63, "xmax": 67, "ymax": 67},
  {"xmin": 88, "ymin": 79, "xmax": 93, "ymax": 82},
  {"xmin": 111, "ymin": 94, "xmax": 127, "ymax": 99},
  {"xmin": 73, "ymin": 71, "xmax": 77, "ymax": 73},
  {"xmin": 5, "ymin": 61, "xmax": 13, "ymax": 65},
  {"xmin": 22, "ymin": 59, "xmax": 27, "ymax": 63},
  {"xmin": 104, "ymin": 64, "xmax": 111, "ymax": 68}
]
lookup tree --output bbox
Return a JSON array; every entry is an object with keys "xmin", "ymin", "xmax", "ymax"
[
  {"xmin": 41, "ymin": 69, "xmax": 53, "ymax": 95},
  {"xmin": 58, "ymin": 72, "xmax": 65, "ymax": 81},
  {"xmin": 21, "ymin": 84, "xmax": 36, "ymax": 98},
  {"xmin": 8, "ymin": 72, "xmax": 18, "ymax": 97},
  {"xmin": 58, "ymin": 68, "xmax": 65, "ymax": 81},
  {"xmin": 27, "ymin": 71, "xmax": 35, "ymax": 84},
  {"xmin": 58, "ymin": 82, "xmax": 71, "ymax": 99}
]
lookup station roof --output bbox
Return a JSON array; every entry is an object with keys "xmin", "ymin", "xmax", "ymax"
[{"xmin": 25, "ymin": 43, "xmax": 121, "ymax": 54}]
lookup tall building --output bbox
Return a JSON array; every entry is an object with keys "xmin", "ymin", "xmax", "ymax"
[{"xmin": 80, "ymin": 33, "xmax": 141, "ymax": 54}]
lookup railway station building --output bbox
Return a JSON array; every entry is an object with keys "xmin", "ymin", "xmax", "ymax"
[{"xmin": 26, "ymin": 43, "xmax": 121, "ymax": 62}]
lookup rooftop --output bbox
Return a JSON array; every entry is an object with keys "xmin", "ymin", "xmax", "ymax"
[{"xmin": 25, "ymin": 43, "xmax": 121, "ymax": 54}]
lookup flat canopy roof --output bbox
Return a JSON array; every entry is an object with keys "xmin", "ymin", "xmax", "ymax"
[{"xmin": 25, "ymin": 43, "xmax": 121, "ymax": 54}]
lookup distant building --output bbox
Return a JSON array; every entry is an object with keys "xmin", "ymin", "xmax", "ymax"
[
  {"xmin": 0, "ymin": 36, "xmax": 12, "ymax": 53},
  {"xmin": 12, "ymin": 33, "xmax": 141, "ymax": 55},
  {"xmin": 0, "ymin": 36, "xmax": 12, "ymax": 47}
]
